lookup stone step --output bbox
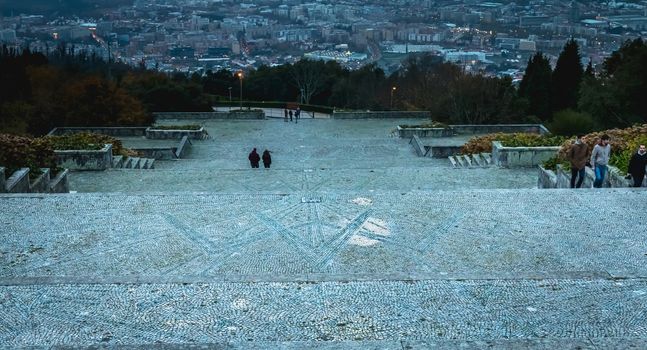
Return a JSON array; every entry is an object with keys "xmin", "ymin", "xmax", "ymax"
[
  {"xmin": 455, "ymin": 155, "xmax": 465, "ymax": 167},
  {"xmin": 122, "ymin": 157, "xmax": 133, "ymax": 169},
  {"xmin": 481, "ymin": 152, "xmax": 492, "ymax": 166},
  {"xmin": 471, "ymin": 153, "xmax": 482, "ymax": 167},
  {"xmin": 462, "ymin": 155, "xmax": 473, "ymax": 167},
  {"xmin": 112, "ymin": 155, "xmax": 124, "ymax": 168},
  {"xmin": 448, "ymin": 156, "xmax": 458, "ymax": 168},
  {"xmin": 141, "ymin": 158, "xmax": 155, "ymax": 169},
  {"xmin": 130, "ymin": 157, "xmax": 141, "ymax": 169}
]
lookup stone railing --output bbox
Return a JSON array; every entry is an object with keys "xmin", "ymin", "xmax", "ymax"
[
  {"xmin": 397, "ymin": 124, "xmax": 550, "ymax": 138},
  {"xmin": 132, "ymin": 136, "xmax": 191, "ymax": 160},
  {"xmin": 0, "ymin": 167, "xmax": 69, "ymax": 193},
  {"xmin": 451, "ymin": 124, "xmax": 550, "ymax": 135},
  {"xmin": 54, "ymin": 144, "xmax": 113, "ymax": 171},
  {"xmin": 492, "ymin": 141, "xmax": 560, "ymax": 168},
  {"xmin": 410, "ymin": 136, "xmax": 430, "ymax": 157},
  {"xmin": 333, "ymin": 111, "xmax": 430, "ymax": 119},
  {"xmin": 398, "ymin": 126, "xmax": 454, "ymax": 138},
  {"xmin": 145, "ymin": 127, "xmax": 207, "ymax": 140},
  {"xmin": 47, "ymin": 127, "xmax": 147, "ymax": 137},
  {"xmin": 538, "ymin": 165, "xmax": 632, "ymax": 189},
  {"xmin": 153, "ymin": 111, "xmax": 265, "ymax": 120}
]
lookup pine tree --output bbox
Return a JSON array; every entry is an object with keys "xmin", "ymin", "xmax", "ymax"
[
  {"xmin": 519, "ymin": 52, "xmax": 553, "ymax": 121},
  {"xmin": 552, "ymin": 39, "xmax": 583, "ymax": 112},
  {"xmin": 584, "ymin": 59, "xmax": 594, "ymax": 78}
]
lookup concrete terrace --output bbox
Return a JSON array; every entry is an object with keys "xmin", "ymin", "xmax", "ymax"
[{"xmin": 1, "ymin": 118, "xmax": 646, "ymax": 349}]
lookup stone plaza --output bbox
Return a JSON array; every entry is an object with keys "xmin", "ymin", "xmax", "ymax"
[{"xmin": 1, "ymin": 118, "xmax": 646, "ymax": 348}]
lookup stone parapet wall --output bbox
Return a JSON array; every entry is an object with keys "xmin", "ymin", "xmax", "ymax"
[
  {"xmin": 398, "ymin": 126, "xmax": 454, "ymax": 138},
  {"xmin": 538, "ymin": 165, "xmax": 632, "ymax": 189},
  {"xmin": 410, "ymin": 136, "xmax": 428, "ymax": 157},
  {"xmin": 333, "ymin": 111, "xmax": 430, "ymax": 119},
  {"xmin": 0, "ymin": 167, "xmax": 68, "ymax": 193},
  {"xmin": 154, "ymin": 111, "xmax": 265, "ymax": 120},
  {"xmin": 431, "ymin": 146, "xmax": 463, "ymax": 158},
  {"xmin": 145, "ymin": 127, "xmax": 207, "ymax": 140},
  {"xmin": 48, "ymin": 127, "xmax": 147, "ymax": 137},
  {"xmin": 451, "ymin": 124, "xmax": 550, "ymax": 135},
  {"xmin": 492, "ymin": 141, "xmax": 559, "ymax": 168},
  {"xmin": 49, "ymin": 169, "xmax": 70, "ymax": 193},
  {"xmin": 55, "ymin": 144, "xmax": 113, "ymax": 171}
]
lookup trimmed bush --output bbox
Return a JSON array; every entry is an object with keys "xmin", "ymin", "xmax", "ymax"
[
  {"xmin": 549, "ymin": 109, "xmax": 597, "ymax": 136},
  {"xmin": 0, "ymin": 133, "xmax": 57, "ymax": 176},
  {"xmin": 547, "ymin": 124, "xmax": 647, "ymax": 174},
  {"xmin": 45, "ymin": 132, "xmax": 135, "ymax": 157},
  {"xmin": 461, "ymin": 133, "xmax": 567, "ymax": 154}
]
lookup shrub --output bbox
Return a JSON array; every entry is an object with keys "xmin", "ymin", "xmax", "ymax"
[
  {"xmin": 45, "ymin": 132, "xmax": 130, "ymax": 156},
  {"xmin": 548, "ymin": 124, "xmax": 647, "ymax": 174},
  {"xmin": 461, "ymin": 133, "xmax": 566, "ymax": 154},
  {"xmin": 549, "ymin": 109, "xmax": 597, "ymax": 136},
  {"xmin": 0, "ymin": 133, "xmax": 57, "ymax": 176},
  {"xmin": 399, "ymin": 121, "xmax": 450, "ymax": 129}
]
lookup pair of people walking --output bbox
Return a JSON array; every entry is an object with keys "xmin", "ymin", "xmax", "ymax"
[
  {"xmin": 567, "ymin": 134, "xmax": 611, "ymax": 188},
  {"xmin": 568, "ymin": 134, "xmax": 646, "ymax": 188},
  {"xmin": 284, "ymin": 108, "xmax": 300, "ymax": 123},
  {"xmin": 248, "ymin": 148, "xmax": 272, "ymax": 168}
]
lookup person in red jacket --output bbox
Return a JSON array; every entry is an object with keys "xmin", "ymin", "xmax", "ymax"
[{"xmin": 248, "ymin": 148, "xmax": 260, "ymax": 168}]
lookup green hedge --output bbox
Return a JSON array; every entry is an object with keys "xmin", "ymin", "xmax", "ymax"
[{"xmin": 0, "ymin": 134, "xmax": 57, "ymax": 176}]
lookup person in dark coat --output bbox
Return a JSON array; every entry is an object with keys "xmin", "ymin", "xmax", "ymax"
[
  {"xmin": 289, "ymin": 110, "xmax": 293, "ymax": 122},
  {"xmin": 248, "ymin": 148, "xmax": 260, "ymax": 168},
  {"xmin": 567, "ymin": 134, "xmax": 589, "ymax": 188},
  {"xmin": 628, "ymin": 144, "xmax": 647, "ymax": 187},
  {"xmin": 262, "ymin": 149, "xmax": 272, "ymax": 169},
  {"xmin": 284, "ymin": 109, "xmax": 288, "ymax": 122}
]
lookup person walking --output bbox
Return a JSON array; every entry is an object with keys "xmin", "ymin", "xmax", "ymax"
[
  {"xmin": 590, "ymin": 134, "xmax": 611, "ymax": 188},
  {"xmin": 262, "ymin": 149, "xmax": 272, "ymax": 169},
  {"xmin": 567, "ymin": 134, "xmax": 589, "ymax": 188},
  {"xmin": 289, "ymin": 110, "xmax": 293, "ymax": 122},
  {"xmin": 628, "ymin": 144, "xmax": 647, "ymax": 187},
  {"xmin": 284, "ymin": 109, "xmax": 288, "ymax": 122},
  {"xmin": 248, "ymin": 148, "xmax": 260, "ymax": 168}
]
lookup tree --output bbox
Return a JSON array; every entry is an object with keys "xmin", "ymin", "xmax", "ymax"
[
  {"xmin": 518, "ymin": 53, "xmax": 553, "ymax": 121},
  {"xmin": 290, "ymin": 59, "xmax": 327, "ymax": 104},
  {"xmin": 552, "ymin": 39, "xmax": 584, "ymax": 112}
]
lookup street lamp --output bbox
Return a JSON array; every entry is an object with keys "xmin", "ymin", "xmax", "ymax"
[
  {"xmin": 390, "ymin": 86, "xmax": 397, "ymax": 110},
  {"xmin": 237, "ymin": 71, "xmax": 243, "ymax": 110},
  {"xmin": 228, "ymin": 86, "xmax": 232, "ymax": 111}
]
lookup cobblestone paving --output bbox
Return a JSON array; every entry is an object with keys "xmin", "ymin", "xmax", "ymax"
[{"xmin": 2, "ymin": 118, "xmax": 647, "ymax": 348}]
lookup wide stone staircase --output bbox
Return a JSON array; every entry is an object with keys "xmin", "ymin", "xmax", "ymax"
[
  {"xmin": 448, "ymin": 152, "xmax": 493, "ymax": 168},
  {"xmin": 111, "ymin": 155, "xmax": 156, "ymax": 169}
]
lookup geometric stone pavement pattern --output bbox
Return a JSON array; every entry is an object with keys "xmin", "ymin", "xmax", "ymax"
[{"xmin": 2, "ymin": 118, "xmax": 647, "ymax": 348}]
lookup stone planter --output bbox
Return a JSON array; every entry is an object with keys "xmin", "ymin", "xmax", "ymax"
[
  {"xmin": 145, "ymin": 127, "xmax": 206, "ymax": 140},
  {"xmin": 537, "ymin": 166, "xmax": 558, "ymax": 188},
  {"xmin": 492, "ymin": 141, "xmax": 560, "ymax": 168},
  {"xmin": 55, "ymin": 144, "xmax": 113, "ymax": 171}
]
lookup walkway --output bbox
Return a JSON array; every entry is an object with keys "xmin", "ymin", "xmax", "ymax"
[{"xmin": 1, "ymin": 118, "xmax": 646, "ymax": 348}]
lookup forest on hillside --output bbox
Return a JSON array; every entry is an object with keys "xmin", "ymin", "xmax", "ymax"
[{"xmin": 1, "ymin": 38, "xmax": 646, "ymax": 136}]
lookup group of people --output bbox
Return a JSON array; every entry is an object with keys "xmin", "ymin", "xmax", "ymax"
[
  {"xmin": 248, "ymin": 148, "xmax": 272, "ymax": 168},
  {"xmin": 567, "ymin": 134, "xmax": 647, "ymax": 188},
  {"xmin": 284, "ymin": 108, "xmax": 301, "ymax": 123}
]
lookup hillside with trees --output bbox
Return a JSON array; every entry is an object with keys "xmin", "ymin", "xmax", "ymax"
[{"xmin": 1, "ymin": 39, "xmax": 646, "ymax": 137}]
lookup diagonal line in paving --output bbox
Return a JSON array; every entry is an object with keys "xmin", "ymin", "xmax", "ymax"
[
  {"xmin": 314, "ymin": 209, "xmax": 373, "ymax": 269},
  {"xmin": 256, "ymin": 213, "xmax": 320, "ymax": 266},
  {"xmin": 415, "ymin": 212, "xmax": 466, "ymax": 254}
]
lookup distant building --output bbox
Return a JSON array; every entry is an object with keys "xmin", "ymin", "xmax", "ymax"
[
  {"xmin": 304, "ymin": 50, "xmax": 367, "ymax": 63},
  {"xmin": 0, "ymin": 29, "xmax": 17, "ymax": 43},
  {"xmin": 169, "ymin": 46, "xmax": 195, "ymax": 58}
]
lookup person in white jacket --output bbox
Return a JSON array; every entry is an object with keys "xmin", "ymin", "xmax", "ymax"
[{"xmin": 590, "ymin": 134, "xmax": 611, "ymax": 188}]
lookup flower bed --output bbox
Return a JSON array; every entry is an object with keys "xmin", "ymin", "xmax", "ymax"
[{"xmin": 461, "ymin": 133, "xmax": 567, "ymax": 155}]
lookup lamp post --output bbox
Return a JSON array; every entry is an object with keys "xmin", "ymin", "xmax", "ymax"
[
  {"xmin": 390, "ymin": 86, "xmax": 397, "ymax": 110},
  {"xmin": 237, "ymin": 71, "xmax": 243, "ymax": 110},
  {"xmin": 228, "ymin": 86, "xmax": 232, "ymax": 111}
]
